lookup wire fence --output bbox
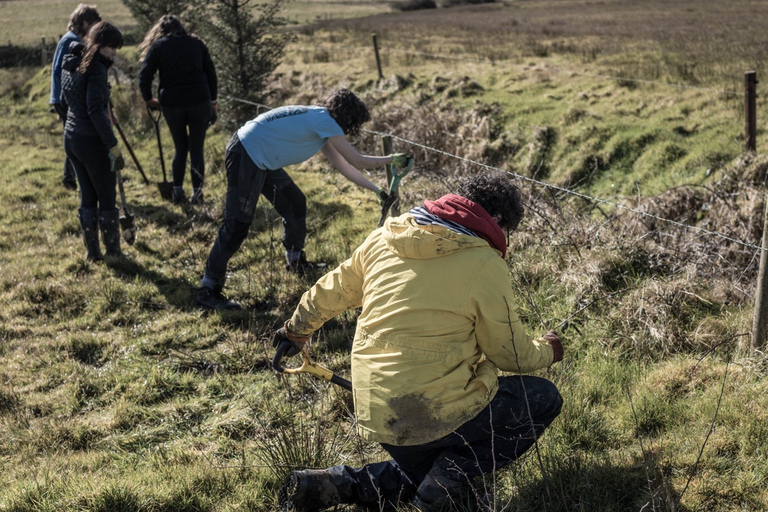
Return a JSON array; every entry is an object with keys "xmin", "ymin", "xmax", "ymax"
[{"xmin": 222, "ymin": 93, "xmax": 764, "ymax": 254}]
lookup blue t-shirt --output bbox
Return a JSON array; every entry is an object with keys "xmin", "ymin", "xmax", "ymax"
[
  {"xmin": 236, "ymin": 106, "xmax": 344, "ymax": 171},
  {"xmin": 50, "ymin": 31, "xmax": 80, "ymax": 105}
]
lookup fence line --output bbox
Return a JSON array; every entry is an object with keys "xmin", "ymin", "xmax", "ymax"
[{"xmin": 222, "ymin": 94, "xmax": 762, "ymax": 253}]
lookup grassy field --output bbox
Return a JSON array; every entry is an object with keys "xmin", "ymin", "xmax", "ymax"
[{"xmin": 1, "ymin": 1, "xmax": 768, "ymax": 511}]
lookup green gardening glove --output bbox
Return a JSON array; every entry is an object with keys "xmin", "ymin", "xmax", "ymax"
[
  {"xmin": 108, "ymin": 146, "xmax": 124, "ymax": 173},
  {"xmin": 391, "ymin": 153, "xmax": 414, "ymax": 171},
  {"xmin": 376, "ymin": 188, "xmax": 390, "ymax": 206}
]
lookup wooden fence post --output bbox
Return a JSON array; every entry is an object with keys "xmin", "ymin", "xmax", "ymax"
[
  {"xmin": 745, "ymin": 71, "xmax": 757, "ymax": 152},
  {"xmin": 41, "ymin": 37, "xmax": 46, "ymax": 67},
  {"xmin": 753, "ymin": 177, "xmax": 768, "ymax": 351},
  {"xmin": 372, "ymin": 34, "xmax": 383, "ymax": 81},
  {"xmin": 748, "ymin": 70, "xmax": 768, "ymax": 351}
]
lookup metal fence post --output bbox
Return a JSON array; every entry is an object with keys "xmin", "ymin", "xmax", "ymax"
[
  {"xmin": 41, "ymin": 37, "xmax": 46, "ymax": 67},
  {"xmin": 372, "ymin": 34, "xmax": 383, "ymax": 81}
]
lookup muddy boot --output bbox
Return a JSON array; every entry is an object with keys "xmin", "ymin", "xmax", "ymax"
[
  {"xmin": 411, "ymin": 461, "xmax": 469, "ymax": 512},
  {"xmin": 195, "ymin": 286, "xmax": 241, "ymax": 310},
  {"xmin": 99, "ymin": 208, "xmax": 122, "ymax": 258},
  {"xmin": 279, "ymin": 469, "xmax": 343, "ymax": 512},
  {"xmin": 285, "ymin": 250, "xmax": 327, "ymax": 275},
  {"xmin": 78, "ymin": 208, "xmax": 102, "ymax": 261}
]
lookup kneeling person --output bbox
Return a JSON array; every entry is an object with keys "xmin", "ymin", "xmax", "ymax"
[{"xmin": 275, "ymin": 171, "xmax": 564, "ymax": 512}]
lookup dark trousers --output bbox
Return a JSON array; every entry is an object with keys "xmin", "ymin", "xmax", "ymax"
[
  {"xmin": 162, "ymin": 101, "xmax": 210, "ymax": 190},
  {"xmin": 326, "ymin": 376, "xmax": 563, "ymax": 509},
  {"xmin": 202, "ymin": 134, "xmax": 307, "ymax": 291},
  {"xmin": 56, "ymin": 108, "xmax": 77, "ymax": 185},
  {"xmin": 64, "ymin": 132, "xmax": 116, "ymax": 211}
]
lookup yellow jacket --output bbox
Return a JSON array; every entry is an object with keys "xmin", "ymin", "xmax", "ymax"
[{"xmin": 287, "ymin": 214, "xmax": 555, "ymax": 446}]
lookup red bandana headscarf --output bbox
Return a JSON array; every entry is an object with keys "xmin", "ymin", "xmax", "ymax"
[{"xmin": 423, "ymin": 194, "xmax": 507, "ymax": 258}]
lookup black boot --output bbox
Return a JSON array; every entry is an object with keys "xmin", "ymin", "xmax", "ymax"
[
  {"xmin": 99, "ymin": 208, "xmax": 122, "ymax": 258},
  {"xmin": 280, "ymin": 469, "xmax": 341, "ymax": 512},
  {"xmin": 279, "ymin": 463, "xmax": 415, "ymax": 512},
  {"xmin": 78, "ymin": 208, "xmax": 102, "ymax": 261}
]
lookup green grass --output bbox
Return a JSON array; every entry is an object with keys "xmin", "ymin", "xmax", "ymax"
[{"xmin": 1, "ymin": 1, "xmax": 768, "ymax": 511}]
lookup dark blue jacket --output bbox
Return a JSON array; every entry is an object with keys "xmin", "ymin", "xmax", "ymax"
[
  {"xmin": 139, "ymin": 34, "xmax": 217, "ymax": 109},
  {"xmin": 61, "ymin": 50, "xmax": 118, "ymax": 149}
]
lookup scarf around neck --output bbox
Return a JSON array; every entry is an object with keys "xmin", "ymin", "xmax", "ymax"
[{"xmin": 423, "ymin": 194, "xmax": 507, "ymax": 258}]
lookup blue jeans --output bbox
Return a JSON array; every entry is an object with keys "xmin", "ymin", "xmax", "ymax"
[
  {"xmin": 202, "ymin": 134, "xmax": 307, "ymax": 291},
  {"xmin": 324, "ymin": 376, "xmax": 562, "ymax": 509},
  {"xmin": 162, "ymin": 101, "xmax": 210, "ymax": 190}
]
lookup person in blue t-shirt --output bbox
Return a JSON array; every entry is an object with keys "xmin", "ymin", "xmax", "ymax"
[
  {"xmin": 50, "ymin": 3, "xmax": 101, "ymax": 191},
  {"xmin": 195, "ymin": 89, "xmax": 411, "ymax": 310}
]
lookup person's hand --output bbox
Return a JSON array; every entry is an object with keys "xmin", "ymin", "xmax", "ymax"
[
  {"xmin": 376, "ymin": 188, "xmax": 390, "ymax": 206},
  {"xmin": 391, "ymin": 153, "xmax": 414, "ymax": 170},
  {"xmin": 209, "ymin": 101, "xmax": 218, "ymax": 125},
  {"xmin": 272, "ymin": 325, "xmax": 309, "ymax": 357},
  {"xmin": 145, "ymin": 98, "xmax": 160, "ymax": 110},
  {"xmin": 51, "ymin": 103, "xmax": 67, "ymax": 122},
  {"xmin": 108, "ymin": 146, "xmax": 124, "ymax": 173},
  {"xmin": 543, "ymin": 330, "xmax": 563, "ymax": 363}
]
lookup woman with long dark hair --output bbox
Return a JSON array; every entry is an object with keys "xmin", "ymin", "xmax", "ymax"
[
  {"xmin": 61, "ymin": 21, "xmax": 124, "ymax": 261},
  {"xmin": 138, "ymin": 14, "xmax": 218, "ymax": 204}
]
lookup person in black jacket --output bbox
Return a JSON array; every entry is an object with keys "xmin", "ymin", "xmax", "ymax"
[
  {"xmin": 138, "ymin": 15, "xmax": 218, "ymax": 205},
  {"xmin": 61, "ymin": 21, "xmax": 124, "ymax": 261},
  {"xmin": 50, "ymin": 3, "xmax": 101, "ymax": 191}
]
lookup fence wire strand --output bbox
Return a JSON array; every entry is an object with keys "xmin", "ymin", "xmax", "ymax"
[{"xmin": 224, "ymin": 85, "xmax": 763, "ymax": 254}]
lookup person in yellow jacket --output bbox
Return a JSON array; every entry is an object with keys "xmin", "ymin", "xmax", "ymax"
[{"xmin": 275, "ymin": 171, "xmax": 564, "ymax": 512}]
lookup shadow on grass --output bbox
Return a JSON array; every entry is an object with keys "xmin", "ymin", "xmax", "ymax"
[{"xmin": 502, "ymin": 451, "xmax": 690, "ymax": 512}]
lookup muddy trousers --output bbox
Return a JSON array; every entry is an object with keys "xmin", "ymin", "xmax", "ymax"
[
  {"xmin": 320, "ymin": 376, "xmax": 562, "ymax": 511},
  {"xmin": 202, "ymin": 134, "xmax": 306, "ymax": 292}
]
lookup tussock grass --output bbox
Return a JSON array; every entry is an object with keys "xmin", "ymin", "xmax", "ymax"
[{"xmin": 1, "ymin": 2, "xmax": 768, "ymax": 511}]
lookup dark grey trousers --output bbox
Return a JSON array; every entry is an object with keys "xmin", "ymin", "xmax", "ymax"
[
  {"xmin": 320, "ymin": 376, "xmax": 563, "ymax": 510},
  {"xmin": 202, "ymin": 134, "xmax": 307, "ymax": 291}
]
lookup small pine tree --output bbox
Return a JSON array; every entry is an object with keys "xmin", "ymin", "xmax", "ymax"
[
  {"xmin": 121, "ymin": 0, "xmax": 197, "ymax": 33},
  {"xmin": 192, "ymin": 0, "xmax": 293, "ymax": 126}
]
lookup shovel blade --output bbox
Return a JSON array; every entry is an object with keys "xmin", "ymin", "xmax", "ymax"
[
  {"xmin": 157, "ymin": 181, "xmax": 173, "ymax": 201},
  {"xmin": 120, "ymin": 215, "xmax": 136, "ymax": 245}
]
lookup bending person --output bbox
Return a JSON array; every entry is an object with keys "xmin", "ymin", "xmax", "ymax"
[
  {"xmin": 50, "ymin": 3, "xmax": 101, "ymax": 191},
  {"xmin": 274, "ymin": 171, "xmax": 564, "ymax": 512},
  {"xmin": 195, "ymin": 89, "xmax": 410, "ymax": 310},
  {"xmin": 138, "ymin": 14, "xmax": 217, "ymax": 204},
  {"xmin": 61, "ymin": 22, "xmax": 124, "ymax": 261}
]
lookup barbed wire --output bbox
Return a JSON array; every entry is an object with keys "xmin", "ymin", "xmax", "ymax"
[{"xmin": 222, "ymin": 94, "xmax": 763, "ymax": 253}]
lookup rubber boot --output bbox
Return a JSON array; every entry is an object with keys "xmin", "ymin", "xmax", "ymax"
[
  {"xmin": 78, "ymin": 208, "xmax": 102, "ymax": 261},
  {"xmin": 99, "ymin": 208, "xmax": 122, "ymax": 258},
  {"xmin": 172, "ymin": 186, "xmax": 186, "ymax": 205}
]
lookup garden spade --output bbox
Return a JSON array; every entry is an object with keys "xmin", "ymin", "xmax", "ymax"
[
  {"xmin": 109, "ymin": 102, "xmax": 149, "ymax": 185},
  {"xmin": 378, "ymin": 156, "xmax": 414, "ymax": 228},
  {"xmin": 113, "ymin": 156, "xmax": 136, "ymax": 245},
  {"xmin": 272, "ymin": 339, "xmax": 352, "ymax": 391},
  {"xmin": 147, "ymin": 106, "xmax": 173, "ymax": 201}
]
